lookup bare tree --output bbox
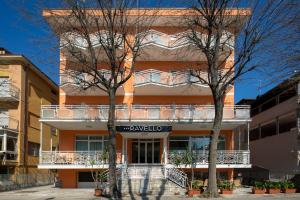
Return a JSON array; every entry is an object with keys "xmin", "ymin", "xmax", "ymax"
[
  {"xmin": 183, "ymin": 0, "xmax": 296, "ymax": 197},
  {"xmin": 44, "ymin": 0, "xmax": 156, "ymax": 198}
]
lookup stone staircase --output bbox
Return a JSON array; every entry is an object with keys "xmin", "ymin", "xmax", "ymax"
[{"xmin": 118, "ymin": 164, "xmax": 187, "ymax": 196}]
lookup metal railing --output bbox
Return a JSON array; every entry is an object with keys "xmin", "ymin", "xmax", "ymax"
[
  {"xmin": 141, "ymin": 30, "xmax": 234, "ymax": 49},
  {"xmin": 168, "ymin": 150, "xmax": 250, "ymax": 165},
  {"xmin": 0, "ymin": 83, "xmax": 19, "ymax": 101},
  {"xmin": 165, "ymin": 167, "xmax": 188, "ymax": 188},
  {"xmin": 41, "ymin": 104, "xmax": 250, "ymax": 122},
  {"xmin": 0, "ymin": 117, "xmax": 19, "ymax": 130},
  {"xmin": 134, "ymin": 69, "xmax": 207, "ymax": 87},
  {"xmin": 39, "ymin": 151, "xmax": 107, "ymax": 166}
]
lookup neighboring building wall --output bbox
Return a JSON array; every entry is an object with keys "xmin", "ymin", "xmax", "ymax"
[
  {"xmin": 238, "ymin": 76, "xmax": 300, "ymax": 179},
  {"xmin": 0, "ymin": 51, "xmax": 59, "ymax": 177},
  {"xmin": 250, "ymin": 129, "xmax": 298, "ymax": 179},
  {"xmin": 26, "ymin": 67, "xmax": 59, "ymax": 174}
]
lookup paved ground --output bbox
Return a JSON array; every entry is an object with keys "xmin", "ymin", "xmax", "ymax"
[{"xmin": 0, "ymin": 185, "xmax": 300, "ymax": 200}]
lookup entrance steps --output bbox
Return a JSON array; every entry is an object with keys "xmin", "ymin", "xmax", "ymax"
[{"xmin": 119, "ymin": 165, "xmax": 186, "ymax": 196}]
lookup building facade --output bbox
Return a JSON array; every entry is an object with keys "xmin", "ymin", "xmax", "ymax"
[
  {"xmin": 39, "ymin": 9, "xmax": 251, "ymax": 191},
  {"xmin": 237, "ymin": 73, "xmax": 300, "ymax": 180},
  {"xmin": 0, "ymin": 48, "xmax": 59, "ymax": 178}
]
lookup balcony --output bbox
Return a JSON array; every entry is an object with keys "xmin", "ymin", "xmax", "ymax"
[
  {"xmin": 40, "ymin": 105, "xmax": 250, "ymax": 130},
  {"xmin": 59, "ymin": 71, "xmax": 124, "ymax": 96},
  {"xmin": 168, "ymin": 150, "xmax": 251, "ymax": 168},
  {"xmin": 138, "ymin": 30, "xmax": 233, "ymax": 61},
  {"xmin": 60, "ymin": 30, "xmax": 233, "ymax": 61},
  {"xmin": 0, "ymin": 82, "xmax": 19, "ymax": 103},
  {"xmin": 38, "ymin": 151, "xmax": 108, "ymax": 169},
  {"xmin": 60, "ymin": 69, "xmax": 232, "ymax": 96},
  {"xmin": 39, "ymin": 150, "xmax": 250, "ymax": 169},
  {"xmin": 0, "ymin": 116, "xmax": 19, "ymax": 131},
  {"xmin": 134, "ymin": 69, "xmax": 211, "ymax": 95}
]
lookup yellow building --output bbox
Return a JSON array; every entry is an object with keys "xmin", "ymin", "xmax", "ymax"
[{"xmin": 0, "ymin": 48, "xmax": 58, "ymax": 178}]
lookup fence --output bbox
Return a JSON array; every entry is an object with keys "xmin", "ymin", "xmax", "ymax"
[{"xmin": 0, "ymin": 173, "xmax": 54, "ymax": 191}]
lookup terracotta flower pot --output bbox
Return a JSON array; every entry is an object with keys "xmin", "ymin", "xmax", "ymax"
[
  {"xmin": 252, "ymin": 188, "xmax": 265, "ymax": 194},
  {"xmin": 94, "ymin": 188, "xmax": 103, "ymax": 197},
  {"xmin": 266, "ymin": 188, "xmax": 281, "ymax": 194},
  {"xmin": 282, "ymin": 188, "xmax": 297, "ymax": 193},
  {"xmin": 188, "ymin": 189, "xmax": 201, "ymax": 197},
  {"xmin": 220, "ymin": 189, "xmax": 233, "ymax": 194}
]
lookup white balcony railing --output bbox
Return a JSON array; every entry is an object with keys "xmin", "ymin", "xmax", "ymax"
[
  {"xmin": 135, "ymin": 69, "xmax": 207, "ymax": 87},
  {"xmin": 41, "ymin": 104, "xmax": 250, "ymax": 122},
  {"xmin": 0, "ymin": 83, "xmax": 19, "ymax": 101},
  {"xmin": 168, "ymin": 150, "xmax": 250, "ymax": 166},
  {"xmin": 0, "ymin": 116, "xmax": 19, "ymax": 130},
  {"xmin": 39, "ymin": 150, "xmax": 250, "ymax": 168},
  {"xmin": 40, "ymin": 151, "xmax": 107, "ymax": 166}
]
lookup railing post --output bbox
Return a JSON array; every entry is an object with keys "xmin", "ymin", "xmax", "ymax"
[
  {"xmin": 247, "ymin": 122, "xmax": 250, "ymax": 151},
  {"xmin": 3, "ymin": 131, "xmax": 7, "ymax": 152}
]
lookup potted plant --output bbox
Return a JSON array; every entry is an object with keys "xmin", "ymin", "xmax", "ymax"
[
  {"xmin": 181, "ymin": 149, "xmax": 199, "ymax": 197},
  {"xmin": 218, "ymin": 180, "xmax": 234, "ymax": 194},
  {"xmin": 188, "ymin": 180, "xmax": 204, "ymax": 196},
  {"xmin": 252, "ymin": 181, "xmax": 265, "ymax": 194},
  {"xmin": 88, "ymin": 149, "xmax": 109, "ymax": 197},
  {"xmin": 265, "ymin": 181, "xmax": 281, "ymax": 194},
  {"xmin": 281, "ymin": 181, "xmax": 297, "ymax": 193}
]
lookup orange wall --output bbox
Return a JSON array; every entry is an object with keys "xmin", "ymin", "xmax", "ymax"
[{"xmin": 58, "ymin": 169, "xmax": 77, "ymax": 188}]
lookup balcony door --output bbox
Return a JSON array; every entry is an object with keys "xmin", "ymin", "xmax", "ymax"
[{"xmin": 132, "ymin": 139, "xmax": 160, "ymax": 164}]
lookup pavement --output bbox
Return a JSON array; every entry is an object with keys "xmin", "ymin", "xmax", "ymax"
[{"xmin": 0, "ymin": 185, "xmax": 300, "ymax": 200}]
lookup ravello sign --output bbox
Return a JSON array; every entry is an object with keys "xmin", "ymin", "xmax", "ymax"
[{"xmin": 116, "ymin": 125, "xmax": 172, "ymax": 132}]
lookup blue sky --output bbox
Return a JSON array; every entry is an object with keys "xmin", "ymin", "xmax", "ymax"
[{"xmin": 0, "ymin": 0, "xmax": 287, "ymax": 102}]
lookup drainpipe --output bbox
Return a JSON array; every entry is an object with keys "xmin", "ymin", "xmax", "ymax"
[{"xmin": 22, "ymin": 64, "xmax": 29, "ymax": 176}]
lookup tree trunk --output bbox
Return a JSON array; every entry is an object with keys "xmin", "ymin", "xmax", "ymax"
[
  {"xmin": 107, "ymin": 89, "xmax": 119, "ymax": 198},
  {"xmin": 207, "ymin": 95, "xmax": 224, "ymax": 197}
]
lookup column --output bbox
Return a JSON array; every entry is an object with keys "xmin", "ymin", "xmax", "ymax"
[
  {"xmin": 3, "ymin": 131, "xmax": 7, "ymax": 152},
  {"xmin": 163, "ymin": 136, "xmax": 168, "ymax": 165},
  {"xmin": 122, "ymin": 136, "xmax": 125, "ymax": 164}
]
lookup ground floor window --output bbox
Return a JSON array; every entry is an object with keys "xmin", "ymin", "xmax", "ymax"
[
  {"xmin": 28, "ymin": 142, "xmax": 40, "ymax": 157},
  {"xmin": 75, "ymin": 135, "xmax": 108, "ymax": 151},
  {"xmin": 169, "ymin": 135, "xmax": 226, "ymax": 152},
  {"xmin": 0, "ymin": 130, "xmax": 18, "ymax": 154}
]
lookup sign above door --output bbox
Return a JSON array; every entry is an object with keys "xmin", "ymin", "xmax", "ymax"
[{"xmin": 116, "ymin": 125, "xmax": 172, "ymax": 132}]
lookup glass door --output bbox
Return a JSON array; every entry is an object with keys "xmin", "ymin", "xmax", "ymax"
[{"xmin": 131, "ymin": 139, "xmax": 160, "ymax": 164}]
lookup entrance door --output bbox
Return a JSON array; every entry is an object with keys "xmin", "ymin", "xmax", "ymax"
[{"xmin": 132, "ymin": 139, "xmax": 160, "ymax": 164}]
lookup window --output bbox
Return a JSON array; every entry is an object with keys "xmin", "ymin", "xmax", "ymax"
[
  {"xmin": 0, "ymin": 130, "xmax": 17, "ymax": 152},
  {"xmin": 0, "ymin": 110, "xmax": 8, "ymax": 128},
  {"xmin": 75, "ymin": 135, "xmax": 108, "ymax": 151},
  {"xmin": 250, "ymin": 128, "xmax": 260, "ymax": 141},
  {"xmin": 169, "ymin": 135, "xmax": 226, "ymax": 152},
  {"xmin": 51, "ymin": 126, "xmax": 57, "ymax": 136},
  {"xmin": 29, "ymin": 113, "xmax": 39, "ymax": 130},
  {"xmin": 261, "ymin": 121, "xmax": 276, "ymax": 138},
  {"xmin": 7, "ymin": 137, "xmax": 17, "ymax": 152},
  {"xmin": 261, "ymin": 98, "xmax": 276, "ymax": 112},
  {"xmin": 279, "ymin": 88, "xmax": 296, "ymax": 103},
  {"xmin": 169, "ymin": 136, "xmax": 189, "ymax": 151},
  {"xmin": 191, "ymin": 136, "xmax": 225, "ymax": 150},
  {"xmin": 28, "ymin": 142, "xmax": 40, "ymax": 157},
  {"xmin": 279, "ymin": 115, "xmax": 297, "ymax": 134}
]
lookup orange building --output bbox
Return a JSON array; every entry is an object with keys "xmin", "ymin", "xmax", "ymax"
[{"xmin": 39, "ymin": 9, "xmax": 251, "ymax": 192}]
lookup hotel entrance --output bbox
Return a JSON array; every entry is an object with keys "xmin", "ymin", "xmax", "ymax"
[{"xmin": 131, "ymin": 139, "xmax": 160, "ymax": 164}]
